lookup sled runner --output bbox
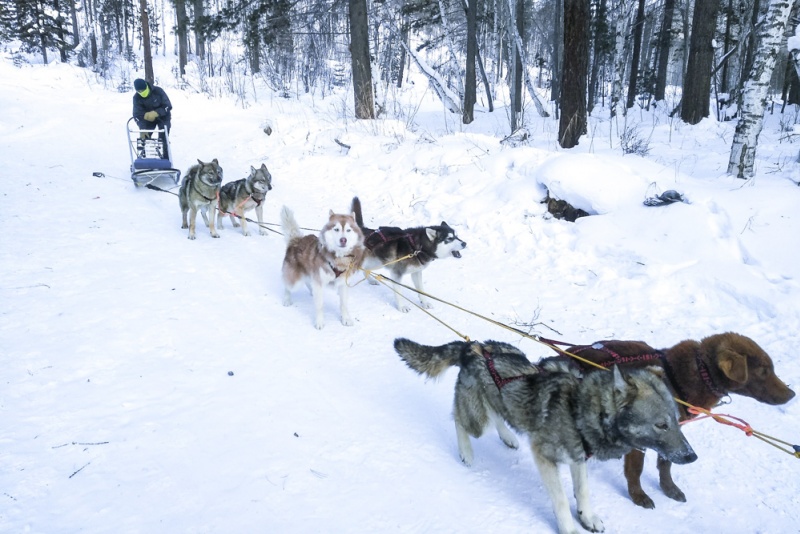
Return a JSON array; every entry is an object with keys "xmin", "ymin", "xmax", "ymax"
[{"xmin": 127, "ymin": 117, "xmax": 180, "ymax": 187}]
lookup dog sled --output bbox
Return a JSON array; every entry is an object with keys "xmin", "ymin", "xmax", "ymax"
[{"xmin": 127, "ymin": 117, "xmax": 181, "ymax": 187}]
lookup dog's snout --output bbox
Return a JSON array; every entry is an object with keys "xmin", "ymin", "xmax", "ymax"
[
  {"xmin": 340, "ymin": 237, "xmax": 347, "ymax": 246},
  {"xmin": 673, "ymin": 449, "xmax": 698, "ymax": 465}
]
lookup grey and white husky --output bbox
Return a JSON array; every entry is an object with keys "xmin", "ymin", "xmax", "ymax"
[
  {"xmin": 350, "ymin": 197, "xmax": 466, "ymax": 312},
  {"xmin": 217, "ymin": 163, "xmax": 273, "ymax": 236},
  {"xmin": 280, "ymin": 206, "xmax": 365, "ymax": 330},
  {"xmin": 394, "ymin": 338, "xmax": 697, "ymax": 534},
  {"xmin": 179, "ymin": 158, "xmax": 223, "ymax": 240}
]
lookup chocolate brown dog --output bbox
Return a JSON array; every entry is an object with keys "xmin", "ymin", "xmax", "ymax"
[{"xmin": 560, "ymin": 332, "xmax": 795, "ymax": 509}]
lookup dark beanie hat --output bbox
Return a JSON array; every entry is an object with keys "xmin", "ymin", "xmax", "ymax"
[{"xmin": 133, "ymin": 79, "xmax": 148, "ymax": 92}]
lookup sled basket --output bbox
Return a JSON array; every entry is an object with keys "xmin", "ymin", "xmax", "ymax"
[{"xmin": 127, "ymin": 117, "xmax": 181, "ymax": 187}]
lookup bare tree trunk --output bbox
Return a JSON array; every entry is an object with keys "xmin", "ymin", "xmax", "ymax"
[
  {"xmin": 194, "ymin": 0, "xmax": 205, "ymax": 59},
  {"xmin": 505, "ymin": 0, "xmax": 548, "ymax": 119},
  {"xmin": 463, "ymin": 0, "xmax": 477, "ymax": 123},
  {"xmin": 514, "ymin": 0, "xmax": 523, "ymax": 113},
  {"xmin": 349, "ymin": 0, "xmax": 375, "ymax": 119},
  {"xmin": 728, "ymin": 0, "xmax": 793, "ymax": 178},
  {"xmin": 681, "ymin": 0, "xmax": 720, "ymax": 125},
  {"xmin": 551, "ymin": 0, "xmax": 563, "ymax": 104},
  {"xmin": 741, "ymin": 0, "xmax": 763, "ymax": 94},
  {"xmin": 396, "ymin": 3, "xmax": 408, "ymax": 88},
  {"xmin": 588, "ymin": 0, "xmax": 607, "ymax": 114},
  {"xmin": 173, "ymin": 0, "xmax": 188, "ymax": 76},
  {"xmin": 53, "ymin": 0, "xmax": 68, "ymax": 62},
  {"xmin": 610, "ymin": 0, "xmax": 632, "ymax": 118},
  {"xmin": 70, "ymin": 0, "xmax": 80, "ymax": 47},
  {"xmin": 139, "ymin": 0, "xmax": 154, "ymax": 83},
  {"xmin": 720, "ymin": 0, "xmax": 734, "ymax": 93},
  {"xmin": 461, "ymin": 0, "xmax": 494, "ymax": 111},
  {"xmin": 559, "ymin": 0, "xmax": 589, "ymax": 148},
  {"xmin": 654, "ymin": 0, "xmax": 675, "ymax": 101},
  {"xmin": 626, "ymin": 0, "xmax": 645, "ymax": 108}
]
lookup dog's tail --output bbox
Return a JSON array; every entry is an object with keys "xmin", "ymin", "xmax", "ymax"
[
  {"xmin": 350, "ymin": 196, "xmax": 365, "ymax": 229},
  {"xmin": 280, "ymin": 205, "xmax": 303, "ymax": 244},
  {"xmin": 394, "ymin": 338, "xmax": 467, "ymax": 378}
]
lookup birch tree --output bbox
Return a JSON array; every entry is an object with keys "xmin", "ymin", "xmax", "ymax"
[
  {"xmin": 610, "ymin": 0, "xmax": 633, "ymax": 118},
  {"xmin": 728, "ymin": 0, "xmax": 794, "ymax": 178}
]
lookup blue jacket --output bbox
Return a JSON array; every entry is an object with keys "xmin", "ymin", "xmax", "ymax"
[{"xmin": 133, "ymin": 85, "xmax": 172, "ymax": 122}]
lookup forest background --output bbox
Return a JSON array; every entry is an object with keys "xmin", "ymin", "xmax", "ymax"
[{"xmin": 4, "ymin": 0, "xmax": 800, "ymax": 173}]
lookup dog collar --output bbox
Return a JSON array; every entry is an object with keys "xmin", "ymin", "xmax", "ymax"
[
  {"xmin": 192, "ymin": 178, "xmax": 218, "ymax": 202},
  {"xmin": 695, "ymin": 350, "xmax": 726, "ymax": 399}
]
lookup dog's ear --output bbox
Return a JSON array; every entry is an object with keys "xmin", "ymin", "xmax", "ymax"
[
  {"xmin": 261, "ymin": 163, "xmax": 268, "ymax": 170},
  {"xmin": 212, "ymin": 158, "xmax": 219, "ymax": 165},
  {"xmin": 197, "ymin": 158, "xmax": 204, "ymax": 165},
  {"xmin": 612, "ymin": 365, "xmax": 634, "ymax": 395},
  {"xmin": 329, "ymin": 209, "xmax": 335, "ymax": 217},
  {"xmin": 250, "ymin": 165, "xmax": 256, "ymax": 173},
  {"xmin": 718, "ymin": 349, "xmax": 748, "ymax": 384},
  {"xmin": 426, "ymin": 227, "xmax": 437, "ymax": 241}
]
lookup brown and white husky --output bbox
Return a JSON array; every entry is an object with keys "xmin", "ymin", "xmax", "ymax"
[{"xmin": 280, "ymin": 206, "xmax": 365, "ymax": 329}]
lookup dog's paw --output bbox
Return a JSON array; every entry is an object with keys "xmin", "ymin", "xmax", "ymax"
[
  {"xmin": 314, "ymin": 320, "xmax": 325, "ymax": 330},
  {"xmin": 232, "ymin": 220, "xmax": 241, "ymax": 228},
  {"xmin": 341, "ymin": 316, "xmax": 354, "ymax": 326},
  {"xmin": 661, "ymin": 483, "xmax": 686, "ymax": 503},
  {"xmin": 398, "ymin": 304, "xmax": 411, "ymax": 313},
  {"xmin": 259, "ymin": 229, "xmax": 269, "ymax": 236},
  {"xmin": 630, "ymin": 490, "xmax": 655, "ymax": 509},
  {"xmin": 419, "ymin": 300, "xmax": 433, "ymax": 310},
  {"xmin": 188, "ymin": 234, "xmax": 196, "ymax": 240},
  {"xmin": 577, "ymin": 510, "xmax": 604, "ymax": 533},
  {"xmin": 500, "ymin": 433, "xmax": 519, "ymax": 450},
  {"xmin": 211, "ymin": 232, "xmax": 220, "ymax": 238},
  {"xmin": 242, "ymin": 230, "xmax": 251, "ymax": 237},
  {"xmin": 459, "ymin": 451, "xmax": 474, "ymax": 467}
]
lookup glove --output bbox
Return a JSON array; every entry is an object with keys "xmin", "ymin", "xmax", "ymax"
[{"xmin": 143, "ymin": 110, "xmax": 159, "ymax": 121}]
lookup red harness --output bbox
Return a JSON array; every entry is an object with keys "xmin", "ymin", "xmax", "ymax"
[{"xmin": 482, "ymin": 350, "xmax": 532, "ymax": 390}]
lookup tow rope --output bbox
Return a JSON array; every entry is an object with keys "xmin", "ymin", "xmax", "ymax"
[{"xmin": 367, "ymin": 272, "xmax": 799, "ymax": 459}]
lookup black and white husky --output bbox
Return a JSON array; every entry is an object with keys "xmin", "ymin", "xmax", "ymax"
[
  {"xmin": 350, "ymin": 197, "xmax": 466, "ymax": 312},
  {"xmin": 217, "ymin": 163, "xmax": 273, "ymax": 236}
]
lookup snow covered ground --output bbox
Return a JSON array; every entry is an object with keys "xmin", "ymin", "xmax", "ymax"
[{"xmin": 1, "ymin": 54, "xmax": 799, "ymax": 533}]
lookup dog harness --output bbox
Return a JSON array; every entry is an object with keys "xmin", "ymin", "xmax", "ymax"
[
  {"xmin": 191, "ymin": 178, "xmax": 217, "ymax": 202},
  {"xmin": 570, "ymin": 342, "xmax": 727, "ymax": 413},
  {"xmin": 570, "ymin": 343, "xmax": 692, "ymax": 404},
  {"xmin": 482, "ymin": 349, "xmax": 595, "ymax": 459},
  {"xmin": 327, "ymin": 255, "xmax": 357, "ymax": 279},
  {"xmin": 363, "ymin": 227, "xmax": 434, "ymax": 264},
  {"xmin": 482, "ymin": 349, "xmax": 535, "ymax": 390}
]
